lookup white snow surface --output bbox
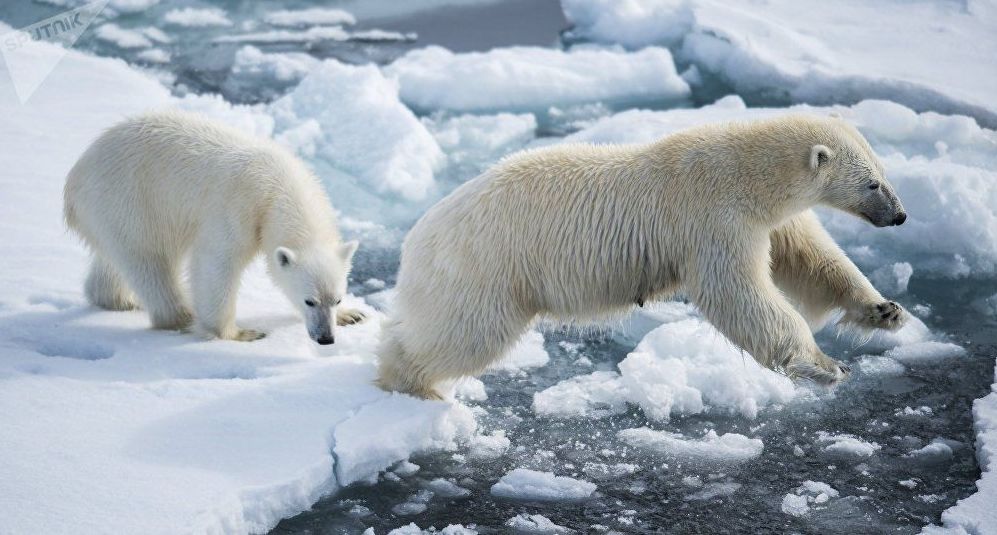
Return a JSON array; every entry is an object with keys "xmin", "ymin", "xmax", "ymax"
[
  {"xmin": 384, "ymin": 45, "xmax": 690, "ymax": 114},
  {"xmin": 490, "ymin": 469, "xmax": 597, "ymax": 502},
  {"xmin": 0, "ymin": 33, "xmax": 483, "ymax": 535},
  {"xmin": 560, "ymin": 0, "xmax": 997, "ymax": 128}
]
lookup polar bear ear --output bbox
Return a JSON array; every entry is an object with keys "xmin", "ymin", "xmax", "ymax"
[
  {"xmin": 810, "ymin": 144, "xmax": 834, "ymax": 171},
  {"xmin": 274, "ymin": 247, "xmax": 296, "ymax": 268},
  {"xmin": 339, "ymin": 240, "xmax": 359, "ymax": 263}
]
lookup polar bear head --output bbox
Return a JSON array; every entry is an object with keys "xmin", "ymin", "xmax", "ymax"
[
  {"xmin": 810, "ymin": 119, "xmax": 906, "ymax": 227},
  {"xmin": 269, "ymin": 240, "xmax": 358, "ymax": 344}
]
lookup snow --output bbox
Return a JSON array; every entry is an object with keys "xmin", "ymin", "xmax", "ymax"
[
  {"xmin": 816, "ymin": 432, "xmax": 882, "ymax": 459},
  {"xmin": 385, "ymin": 45, "xmax": 690, "ymax": 114},
  {"xmin": 534, "ymin": 317, "xmax": 796, "ymax": 421},
  {"xmin": 264, "ymin": 8, "xmax": 356, "ymax": 28},
  {"xmin": 268, "ymin": 59, "xmax": 445, "ymax": 208},
  {"xmin": 224, "ymin": 46, "xmax": 320, "ymax": 98},
  {"xmin": 162, "ymin": 7, "xmax": 232, "ymax": 27},
  {"xmin": 618, "ymin": 428, "xmax": 764, "ymax": 462},
  {"xmin": 490, "ymin": 469, "xmax": 597, "ymax": 502},
  {"xmin": 0, "ymin": 32, "xmax": 473, "ymax": 535},
  {"xmin": 561, "ymin": 0, "xmax": 997, "ymax": 128}
]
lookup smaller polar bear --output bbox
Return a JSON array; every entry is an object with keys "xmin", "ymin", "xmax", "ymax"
[
  {"xmin": 378, "ymin": 114, "xmax": 908, "ymax": 399},
  {"xmin": 64, "ymin": 110, "xmax": 364, "ymax": 343}
]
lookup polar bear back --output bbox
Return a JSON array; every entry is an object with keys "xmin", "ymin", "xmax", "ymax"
[{"xmin": 64, "ymin": 111, "xmax": 336, "ymax": 253}]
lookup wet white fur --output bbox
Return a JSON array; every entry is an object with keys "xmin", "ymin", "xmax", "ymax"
[
  {"xmin": 377, "ymin": 114, "xmax": 906, "ymax": 398},
  {"xmin": 64, "ymin": 110, "xmax": 359, "ymax": 341}
]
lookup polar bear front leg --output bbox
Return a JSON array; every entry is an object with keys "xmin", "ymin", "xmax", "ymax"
[
  {"xmin": 189, "ymin": 236, "xmax": 262, "ymax": 342},
  {"xmin": 689, "ymin": 244, "xmax": 848, "ymax": 385},
  {"xmin": 769, "ymin": 211, "xmax": 906, "ymax": 331}
]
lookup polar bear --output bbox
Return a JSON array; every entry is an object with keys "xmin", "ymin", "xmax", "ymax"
[
  {"xmin": 377, "ymin": 114, "xmax": 907, "ymax": 398},
  {"xmin": 64, "ymin": 110, "xmax": 365, "ymax": 343}
]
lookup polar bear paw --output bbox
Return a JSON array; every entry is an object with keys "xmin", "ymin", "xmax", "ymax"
[
  {"xmin": 233, "ymin": 329, "xmax": 266, "ymax": 342},
  {"xmin": 787, "ymin": 354, "xmax": 849, "ymax": 386},
  {"xmin": 843, "ymin": 301, "xmax": 906, "ymax": 331},
  {"xmin": 336, "ymin": 308, "xmax": 367, "ymax": 326}
]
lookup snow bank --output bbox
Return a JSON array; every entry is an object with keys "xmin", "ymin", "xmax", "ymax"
[
  {"xmin": 385, "ymin": 45, "xmax": 690, "ymax": 114},
  {"xmin": 269, "ymin": 59, "xmax": 444, "ymax": 207},
  {"xmin": 618, "ymin": 428, "xmax": 763, "ymax": 462},
  {"xmin": 0, "ymin": 35, "xmax": 472, "ymax": 535},
  {"xmin": 568, "ymin": 96, "xmax": 997, "ymax": 277},
  {"xmin": 487, "ymin": 330, "xmax": 550, "ymax": 372},
  {"xmin": 425, "ymin": 112, "xmax": 537, "ymax": 172},
  {"xmin": 884, "ymin": 341, "xmax": 967, "ymax": 365},
  {"xmin": 535, "ymin": 318, "xmax": 796, "ymax": 421},
  {"xmin": 490, "ymin": 469, "xmax": 596, "ymax": 501},
  {"xmin": 561, "ymin": 0, "xmax": 997, "ymax": 128}
]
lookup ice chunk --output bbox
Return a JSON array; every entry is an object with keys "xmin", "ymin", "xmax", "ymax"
[
  {"xmin": 906, "ymin": 439, "xmax": 955, "ymax": 465},
  {"xmin": 214, "ymin": 26, "xmax": 350, "ymax": 44},
  {"xmin": 385, "ymin": 45, "xmax": 690, "ymax": 114},
  {"xmin": 135, "ymin": 48, "xmax": 170, "ymax": 64},
  {"xmin": 532, "ymin": 370, "xmax": 629, "ymax": 418},
  {"xmin": 536, "ymin": 318, "xmax": 796, "ymax": 421},
  {"xmin": 884, "ymin": 342, "xmax": 966, "ymax": 365},
  {"xmin": 94, "ymin": 23, "xmax": 155, "ymax": 48},
  {"xmin": 781, "ymin": 493, "xmax": 810, "ymax": 517},
  {"xmin": 264, "ymin": 8, "xmax": 356, "ymax": 27},
  {"xmin": 506, "ymin": 513, "xmax": 572, "ymax": 534},
  {"xmin": 425, "ymin": 478, "xmax": 471, "ymax": 498},
  {"xmin": 425, "ymin": 112, "xmax": 537, "ymax": 171},
  {"xmin": 491, "ymin": 469, "xmax": 596, "ymax": 502},
  {"xmin": 487, "ymin": 330, "xmax": 549, "ymax": 372},
  {"xmin": 869, "ymin": 262, "xmax": 913, "ymax": 296},
  {"xmin": 856, "ymin": 356, "xmax": 905, "ymax": 377},
  {"xmin": 162, "ymin": 8, "xmax": 232, "ymax": 27},
  {"xmin": 225, "ymin": 46, "xmax": 320, "ymax": 98},
  {"xmin": 269, "ymin": 59, "xmax": 444, "ymax": 205},
  {"xmin": 561, "ymin": 0, "xmax": 997, "ymax": 128},
  {"xmin": 618, "ymin": 428, "xmax": 763, "ymax": 462},
  {"xmin": 816, "ymin": 432, "xmax": 881, "ymax": 459},
  {"xmin": 469, "ymin": 431, "xmax": 511, "ymax": 460}
]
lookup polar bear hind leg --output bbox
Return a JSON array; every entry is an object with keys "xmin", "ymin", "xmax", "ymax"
[{"xmin": 85, "ymin": 255, "xmax": 137, "ymax": 311}]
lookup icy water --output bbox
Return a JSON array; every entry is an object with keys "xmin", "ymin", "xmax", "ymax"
[
  {"xmin": 271, "ymin": 276, "xmax": 995, "ymax": 534},
  {"xmin": 4, "ymin": 0, "xmax": 992, "ymax": 532}
]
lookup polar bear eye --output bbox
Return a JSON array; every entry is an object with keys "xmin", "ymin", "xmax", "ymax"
[
  {"xmin": 868, "ymin": 183, "xmax": 880, "ymax": 190},
  {"xmin": 304, "ymin": 299, "xmax": 317, "ymax": 307},
  {"xmin": 334, "ymin": 299, "xmax": 342, "ymax": 306}
]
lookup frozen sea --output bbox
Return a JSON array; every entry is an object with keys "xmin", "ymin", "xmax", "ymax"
[{"xmin": 0, "ymin": 1, "xmax": 995, "ymax": 534}]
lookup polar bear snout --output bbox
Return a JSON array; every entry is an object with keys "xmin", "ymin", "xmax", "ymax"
[
  {"xmin": 316, "ymin": 334, "xmax": 335, "ymax": 345},
  {"xmin": 892, "ymin": 211, "xmax": 907, "ymax": 226}
]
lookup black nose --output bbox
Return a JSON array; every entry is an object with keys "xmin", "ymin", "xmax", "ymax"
[
  {"xmin": 893, "ymin": 212, "xmax": 907, "ymax": 225},
  {"xmin": 316, "ymin": 335, "xmax": 334, "ymax": 345}
]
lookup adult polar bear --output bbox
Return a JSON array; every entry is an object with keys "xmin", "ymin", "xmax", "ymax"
[
  {"xmin": 64, "ymin": 111, "xmax": 364, "ymax": 343},
  {"xmin": 378, "ymin": 115, "xmax": 908, "ymax": 399}
]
